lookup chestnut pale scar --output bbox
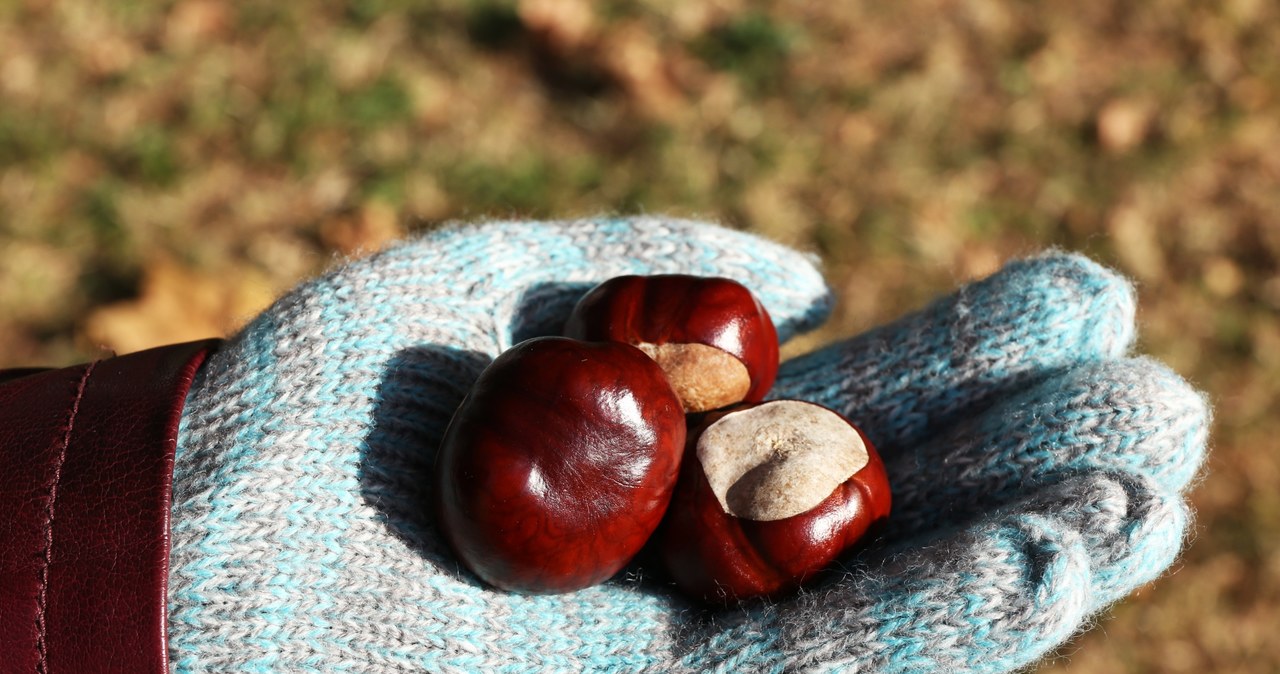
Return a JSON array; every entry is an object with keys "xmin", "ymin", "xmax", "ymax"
[
  {"xmin": 636, "ymin": 342, "xmax": 750, "ymax": 413},
  {"xmin": 696, "ymin": 400, "xmax": 869, "ymax": 521}
]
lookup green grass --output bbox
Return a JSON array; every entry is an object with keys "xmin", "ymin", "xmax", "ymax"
[{"xmin": 691, "ymin": 13, "xmax": 795, "ymax": 94}]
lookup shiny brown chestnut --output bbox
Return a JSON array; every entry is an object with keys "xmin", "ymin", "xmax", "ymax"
[
  {"xmin": 564, "ymin": 274, "xmax": 779, "ymax": 413},
  {"xmin": 655, "ymin": 400, "xmax": 891, "ymax": 604},
  {"xmin": 434, "ymin": 336, "xmax": 687, "ymax": 594}
]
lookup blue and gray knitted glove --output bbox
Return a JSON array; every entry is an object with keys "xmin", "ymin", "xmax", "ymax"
[{"xmin": 170, "ymin": 217, "xmax": 1209, "ymax": 672}]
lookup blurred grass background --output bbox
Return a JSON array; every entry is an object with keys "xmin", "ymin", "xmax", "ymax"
[{"xmin": 1, "ymin": 0, "xmax": 1277, "ymax": 670}]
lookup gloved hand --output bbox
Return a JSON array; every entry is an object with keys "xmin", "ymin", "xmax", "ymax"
[{"xmin": 170, "ymin": 217, "xmax": 1209, "ymax": 673}]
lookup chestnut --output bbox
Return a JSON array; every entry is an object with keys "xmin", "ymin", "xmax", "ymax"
[
  {"xmin": 655, "ymin": 400, "xmax": 891, "ymax": 603},
  {"xmin": 434, "ymin": 336, "xmax": 687, "ymax": 594},
  {"xmin": 564, "ymin": 274, "xmax": 778, "ymax": 413}
]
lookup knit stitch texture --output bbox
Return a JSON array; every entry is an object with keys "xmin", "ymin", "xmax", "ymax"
[{"xmin": 170, "ymin": 217, "xmax": 1209, "ymax": 673}]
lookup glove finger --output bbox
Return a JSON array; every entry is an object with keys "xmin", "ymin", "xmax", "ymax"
[
  {"xmin": 883, "ymin": 357, "xmax": 1209, "ymax": 540},
  {"xmin": 677, "ymin": 508, "xmax": 1095, "ymax": 674},
  {"xmin": 322, "ymin": 216, "xmax": 831, "ymax": 352},
  {"xmin": 872, "ymin": 468, "xmax": 1190, "ymax": 608},
  {"xmin": 772, "ymin": 253, "xmax": 1137, "ymax": 454},
  {"xmin": 988, "ymin": 470, "xmax": 1190, "ymax": 609}
]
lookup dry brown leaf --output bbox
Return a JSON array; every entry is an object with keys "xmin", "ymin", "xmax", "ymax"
[
  {"xmin": 1203, "ymin": 255, "xmax": 1245, "ymax": 298},
  {"xmin": 1107, "ymin": 198, "xmax": 1165, "ymax": 281},
  {"xmin": 600, "ymin": 23, "xmax": 685, "ymax": 120},
  {"xmin": 165, "ymin": 0, "xmax": 229, "ymax": 51},
  {"xmin": 319, "ymin": 200, "xmax": 406, "ymax": 256},
  {"xmin": 1097, "ymin": 98, "xmax": 1155, "ymax": 154},
  {"xmin": 519, "ymin": 0, "xmax": 598, "ymax": 54},
  {"xmin": 82, "ymin": 259, "xmax": 276, "ymax": 355}
]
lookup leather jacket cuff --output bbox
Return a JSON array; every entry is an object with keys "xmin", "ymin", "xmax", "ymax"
[{"xmin": 0, "ymin": 340, "xmax": 220, "ymax": 673}]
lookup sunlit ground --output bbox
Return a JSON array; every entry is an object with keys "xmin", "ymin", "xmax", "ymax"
[{"xmin": 2, "ymin": 1, "xmax": 1277, "ymax": 671}]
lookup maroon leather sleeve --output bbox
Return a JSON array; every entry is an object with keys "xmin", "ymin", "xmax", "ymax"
[
  {"xmin": 0, "ymin": 340, "xmax": 221, "ymax": 674},
  {"xmin": 0, "ymin": 369, "xmax": 50, "ymax": 386}
]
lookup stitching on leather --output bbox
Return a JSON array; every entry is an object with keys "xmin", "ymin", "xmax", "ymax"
[{"xmin": 34, "ymin": 360, "xmax": 97, "ymax": 674}]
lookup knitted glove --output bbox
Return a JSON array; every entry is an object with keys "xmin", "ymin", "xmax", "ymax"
[{"xmin": 170, "ymin": 217, "xmax": 1209, "ymax": 673}]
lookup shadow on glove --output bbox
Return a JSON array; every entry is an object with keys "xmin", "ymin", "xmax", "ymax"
[{"xmin": 360, "ymin": 343, "xmax": 491, "ymax": 588}]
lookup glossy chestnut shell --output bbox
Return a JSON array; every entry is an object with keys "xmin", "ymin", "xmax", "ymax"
[
  {"xmin": 655, "ymin": 401, "xmax": 891, "ymax": 604},
  {"xmin": 434, "ymin": 336, "xmax": 687, "ymax": 593},
  {"xmin": 564, "ymin": 274, "xmax": 779, "ymax": 412}
]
